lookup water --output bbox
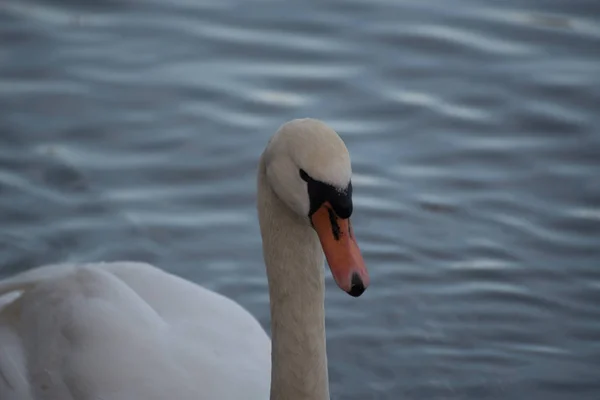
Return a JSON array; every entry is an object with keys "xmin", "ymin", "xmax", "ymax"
[{"xmin": 1, "ymin": 0, "xmax": 599, "ymax": 398}]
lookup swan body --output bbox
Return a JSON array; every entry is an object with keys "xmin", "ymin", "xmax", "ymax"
[
  {"xmin": 0, "ymin": 118, "xmax": 369, "ymax": 400},
  {"xmin": 0, "ymin": 262, "xmax": 270, "ymax": 400}
]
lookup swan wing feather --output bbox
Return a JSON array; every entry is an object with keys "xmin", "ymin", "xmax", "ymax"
[{"xmin": 0, "ymin": 262, "xmax": 270, "ymax": 400}]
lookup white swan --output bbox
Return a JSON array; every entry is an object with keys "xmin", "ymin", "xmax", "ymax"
[{"xmin": 0, "ymin": 118, "xmax": 370, "ymax": 400}]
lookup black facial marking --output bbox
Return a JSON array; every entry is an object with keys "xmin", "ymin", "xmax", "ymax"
[
  {"xmin": 300, "ymin": 169, "xmax": 353, "ymax": 219},
  {"xmin": 299, "ymin": 168, "xmax": 310, "ymax": 182},
  {"xmin": 327, "ymin": 206, "xmax": 341, "ymax": 241}
]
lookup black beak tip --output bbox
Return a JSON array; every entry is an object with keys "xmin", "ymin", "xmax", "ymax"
[{"xmin": 347, "ymin": 272, "xmax": 366, "ymax": 297}]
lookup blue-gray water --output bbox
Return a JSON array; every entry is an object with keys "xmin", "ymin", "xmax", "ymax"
[{"xmin": 1, "ymin": 0, "xmax": 599, "ymax": 399}]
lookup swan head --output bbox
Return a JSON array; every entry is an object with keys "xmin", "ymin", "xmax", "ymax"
[{"xmin": 263, "ymin": 118, "xmax": 370, "ymax": 297}]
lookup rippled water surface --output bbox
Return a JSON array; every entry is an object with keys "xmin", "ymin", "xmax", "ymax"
[{"xmin": 1, "ymin": 0, "xmax": 600, "ymax": 398}]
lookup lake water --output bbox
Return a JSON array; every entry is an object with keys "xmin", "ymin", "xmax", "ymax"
[{"xmin": 1, "ymin": 0, "xmax": 599, "ymax": 399}]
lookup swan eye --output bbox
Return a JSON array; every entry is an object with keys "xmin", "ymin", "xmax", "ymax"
[{"xmin": 299, "ymin": 169, "xmax": 310, "ymax": 182}]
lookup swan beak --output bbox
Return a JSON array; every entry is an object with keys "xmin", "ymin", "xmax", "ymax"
[{"xmin": 311, "ymin": 202, "xmax": 370, "ymax": 297}]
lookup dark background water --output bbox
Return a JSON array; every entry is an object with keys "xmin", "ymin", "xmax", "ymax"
[{"xmin": 1, "ymin": 0, "xmax": 599, "ymax": 399}]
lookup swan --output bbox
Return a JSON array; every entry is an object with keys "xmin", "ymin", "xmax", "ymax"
[{"xmin": 0, "ymin": 118, "xmax": 370, "ymax": 400}]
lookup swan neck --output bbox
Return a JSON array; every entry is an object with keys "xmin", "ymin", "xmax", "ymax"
[{"xmin": 257, "ymin": 154, "xmax": 330, "ymax": 400}]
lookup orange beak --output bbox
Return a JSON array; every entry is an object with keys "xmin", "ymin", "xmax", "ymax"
[{"xmin": 311, "ymin": 202, "xmax": 369, "ymax": 297}]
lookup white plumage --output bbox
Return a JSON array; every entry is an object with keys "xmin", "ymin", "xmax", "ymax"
[
  {"xmin": 0, "ymin": 118, "xmax": 369, "ymax": 400},
  {"xmin": 0, "ymin": 262, "xmax": 270, "ymax": 400}
]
